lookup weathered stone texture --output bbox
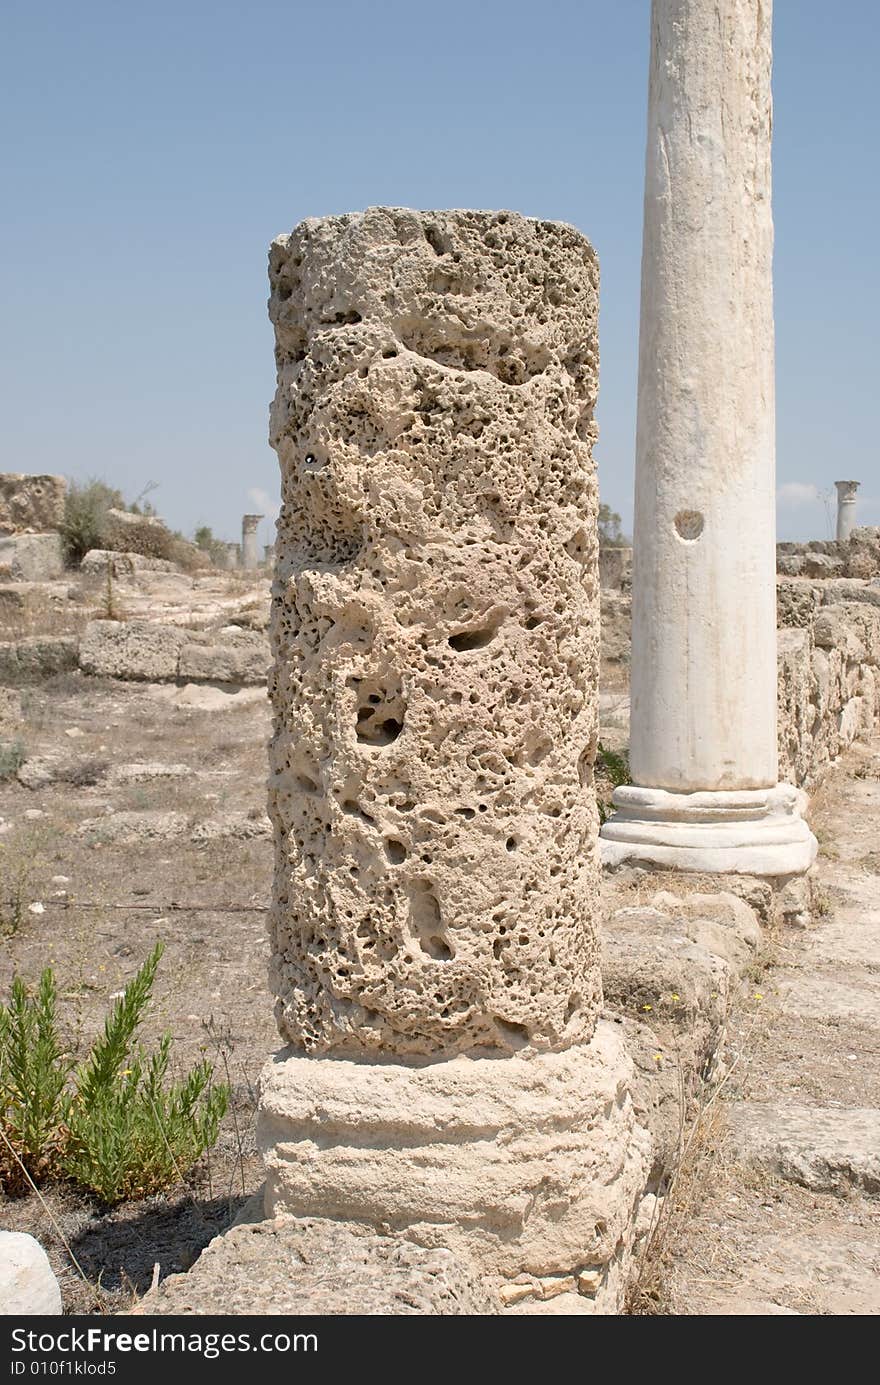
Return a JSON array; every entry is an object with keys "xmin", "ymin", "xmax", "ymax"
[
  {"xmin": 260, "ymin": 1022, "xmax": 651, "ymax": 1283},
  {"xmin": 0, "ymin": 474, "xmax": 66, "ymax": 536},
  {"xmin": 777, "ymin": 597, "xmax": 880, "ymax": 786},
  {"xmin": 133, "ymin": 1216, "xmax": 498, "ymax": 1316},
  {"xmin": 0, "ymin": 533, "xmax": 64, "ymax": 582},
  {"xmin": 266, "ymin": 207, "xmax": 601, "ymax": 1057},
  {"xmin": 0, "ymin": 1231, "xmax": 62, "ymax": 1316},
  {"xmin": 79, "ymin": 620, "xmax": 185, "ymax": 681}
]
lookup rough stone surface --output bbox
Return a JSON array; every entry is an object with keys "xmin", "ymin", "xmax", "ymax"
[
  {"xmin": 0, "ymin": 1230, "xmax": 62, "ymax": 1315},
  {"xmin": 79, "ymin": 620, "xmax": 185, "ymax": 681},
  {"xmin": 266, "ymin": 207, "xmax": 601, "ymax": 1057},
  {"xmin": 178, "ymin": 630, "xmax": 270, "ymax": 685},
  {"xmin": 259, "ymin": 1021, "xmax": 652, "ymax": 1288},
  {"xmin": 133, "ymin": 1216, "xmax": 498, "ymax": 1316},
  {"xmin": 0, "ymin": 636, "xmax": 78, "ymax": 681},
  {"xmin": 0, "ymin": 533, "xmax": 64, "ymax": 582},
  {"xmin": 80, "ymin": 549, "xmax": 178, "ymax": 576},
  {"xmin": 0, "ymin": 474, "xmax": 66, "ymax": 535},
  {"xmin": 777, "ymin": 600, "xmax": 880, "ymax": 786},
  {"xmin": 728, "ymin": 1103, "xmax": 880, "ymax": 1196}
]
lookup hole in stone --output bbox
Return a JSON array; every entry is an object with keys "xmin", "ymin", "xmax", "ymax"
[
  {"xmin": 424, "ymin": 224, "xmax": 446, "ymax": 256},
  {"xmin": 495, "ymin": 1016, "xmax": 529, "ymax": 1048},
  {"xmin": 407, "ymin": 882, "xmax": 452, "ymax": 961},
  {"xmin": 341, "ymin": 798, "xmax": 375, "ymax": 825},
  {"xmin": 295, "ymin": 774, "xmax": 318, "ymax": 793},
  {"xmin": 456, "ymin": 807, "xmax": 476, "ymax": 820},
  {"xmin": 448, "ymin": 625, "xmax": 498, "ymax": 653},
  {"xmin": 505, "ymin": 837, "xmax": 518, "ymax": 853},
  {"xmin": 674, "ymin": 509, "xmax": 704, "ymax": 541},
  {"xmin": 385, "ymin": 838, "xmax": 406, "ymax": 864}
]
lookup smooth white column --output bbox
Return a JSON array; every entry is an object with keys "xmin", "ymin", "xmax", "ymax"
[
  {"xmin": 835, "ymin": 481, "xmax": 859, "ymax": 542},
  {"xmin": 601, "ymin": 0, "xmax": 815, "ymax": 875},
  {"xmin": 241, "ymin": 513, "xmax": 263, "ymax": 570}
]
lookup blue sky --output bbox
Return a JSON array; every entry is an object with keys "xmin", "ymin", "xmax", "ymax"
[{"xmin": 2, "ymin": 1, "xmax": 877, "ymax": 548}]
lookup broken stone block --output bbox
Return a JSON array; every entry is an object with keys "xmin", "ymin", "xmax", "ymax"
[
  {"xmin": 0, "ymin": 533, "xmax": 64, "ymax": 582},
  {"xmin": 79, "ymin": 620, "xmax": 184, "ymax": 680}
]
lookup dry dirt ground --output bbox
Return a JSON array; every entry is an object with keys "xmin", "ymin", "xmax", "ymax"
[
  {"xmin": 660, "ymin": 738, "xmax": 880, "ymax": 1315},
  {"xmin": 0, "ymin": 671, "xmax": 277, "ymax": 1312}
]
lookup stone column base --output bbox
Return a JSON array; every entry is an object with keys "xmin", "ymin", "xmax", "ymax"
[
  {"xmin": 257, "ymin": 1020, "xmax": 652, "ymax": 1310},
  {"xmin": 600, "ymin": 783, "xmax": 818, "ymax": 876}
]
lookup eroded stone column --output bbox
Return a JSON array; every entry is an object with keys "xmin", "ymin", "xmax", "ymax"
[
  {"xmin": 835, "ymin": 481, "xmax": 859, "ymax": 542},
  {"xmin": 257, "ymin": 207, "xmax": 649, "ymax": 1291},
  {"xmin": 241, "ymin": 514, "xmax": 263, "ymax": 570},
  {"xmin": 600, "ymin": 0, "xmax": 816, "ymax": 875}
]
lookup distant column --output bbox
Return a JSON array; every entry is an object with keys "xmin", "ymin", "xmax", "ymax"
[
  {"xmin": 242, "ymin": 514, "xmax": 263, "ymax": 570},
  {"xmin": 835, "ymin": 481, "xmax": 859, "ymax": 542},
  {"xmin": 600, "ymin": 0, "xmax": 816, "ymax": 875}
]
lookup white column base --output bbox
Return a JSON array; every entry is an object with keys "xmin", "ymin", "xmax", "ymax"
[{"xmin": 600, "ymin": 782, "xmax": 818, "ymax": 877}]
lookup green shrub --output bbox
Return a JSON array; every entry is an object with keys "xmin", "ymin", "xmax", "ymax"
[
  {"xmin": 0, "ymin": 944, "xmax": 229, "ymax": 1204},
  {"xmin": 595, "ymin": 742, "xmax": 631, "ymax": 825},
  {"xmin": 59, "ymin": 478, "xmax": 125, "ymax": 566},
  {"xmin": 0, "ymin": 970, "xmax": 72, "ymax": 1191},
  {"xmin": 0, "ymin": 739, "xmax": 26, "ymax": 782}
]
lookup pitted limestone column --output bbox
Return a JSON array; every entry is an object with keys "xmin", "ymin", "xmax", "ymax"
[
  {"xmin": 257, "ymin": 208, "xmax": 650, "ymax": 1289},
  {"xmin": 241, "ymin": 514, "xmax": 263, "ymax": 570},
  {"xmin": 835, "ymin": 481, "xmax": 859, "ymax": 542},
  {"xmin": 600, "ymin": 0, "xmax": 816, "ymax": 876}
]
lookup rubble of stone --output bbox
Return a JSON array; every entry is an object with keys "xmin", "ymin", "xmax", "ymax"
[
  {"xmin": 132, "ymin": 1216, "xmax": 499, "ymax": 1316},
  {"xmin": 777, "ymin": 526, "xmax": 880, "ymax": 581},
  {"xmin": 78, "ymin": 619, "xmax": 270, "ymax": 684},
  {"xmin": 80, "ymin": 549, "xmax": 179, "ymax": 576}
]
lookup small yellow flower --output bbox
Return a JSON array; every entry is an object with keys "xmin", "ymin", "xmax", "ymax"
[
  {"xmin": 653, "ymin": 1053, "xmax": 663, "ymax": 1063},
  {"xmin": 754, "ymin": 992, "xmax": 764, "ymax": 1001},
  {"xmin": 671, "ymin": 993, "xmax": 680, "ymax": 1002},
  {"xmin": 642, "ymin": 1003, "xmax": 652, "ymax": 1012}
]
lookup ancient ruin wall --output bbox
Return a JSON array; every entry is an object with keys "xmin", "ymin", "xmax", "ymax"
[
  {"xmin": 266, "ymin": 207, "xmax": 601, "ymax": 1058},
  {"xmin": 0, "ymin": 474, "xmax": 66, "ymax": 536}
]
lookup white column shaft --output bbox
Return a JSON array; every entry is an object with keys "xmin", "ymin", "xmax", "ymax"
[{"xmin": 630, "ymin": 0, "xmax": 777, "ymax": 792}]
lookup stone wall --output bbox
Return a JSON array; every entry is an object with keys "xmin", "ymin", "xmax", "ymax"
[
  {"xmin": 777, "ymin": 526, "xmax": 880, "ymax": 580},
  {"xmin": 0, "ymin": 474, "xmax": 66, "ymax": 536},
  {"xmin": 777, "ymin": 580, "xmax": 880, "ymax": 788}
]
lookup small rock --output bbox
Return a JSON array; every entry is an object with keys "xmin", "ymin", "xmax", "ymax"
[
  {"xmin": 498, "ymin": 1282, "xmax": 536, "ymax": 1306},
  {"xmin": 0, "ymin": 1231, "xmax": 62, "ymax": 1315},
  {"xmin": 577, "ymin": 1268, "xmax": 604, "ymax": 1296},
  {"xmin": 23, "ymin": 808, "xmax": 45, "ymax": 821},
  {"xmin": 539, "ymin": 1274, "xmax": 578, "ymax": 1299},
  {"xmin": 64, "ymin": 727, "xmax": 85, "ymax": 739},
  {"xmin": 51, "ymin": 875, "xmax": 70, "ymax": 885},
  {"xmin": 28, "ymin": 902, "xmax": 45, "ymax": 915}
]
